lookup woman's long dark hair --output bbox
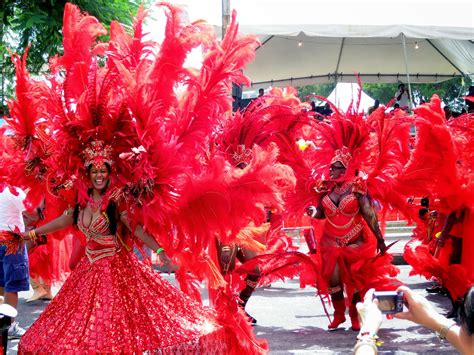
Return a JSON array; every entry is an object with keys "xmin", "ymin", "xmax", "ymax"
[
  {"xmin": 460, "ymin": 286, "xmax": 474, "ymax": 335},
  {"xmin": 73, "ymin": 163, "xmax": 119, "ymax": 234}
]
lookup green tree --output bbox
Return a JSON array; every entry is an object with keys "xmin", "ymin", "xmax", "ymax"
[
  {"xmin": 297, "ymin": 78, "xmax": 471, "ymax": 113},
  {"xmin": 1, "ymin": 0, "xmax": 143, "ymax": 113},
  {"xmin": 362, "ymin": 83, "xmax": 398, "ymax": 105},
  {"xmin": 363, "ymin": 78, "xmax": 471, "ymax": 111},
  {"xmin": 298, "ymin": 83, "xmax": 336, "ymax": 101},
  {"xmin": 410, "ymin": 77, "xmax": 471, "ymax": 112}
]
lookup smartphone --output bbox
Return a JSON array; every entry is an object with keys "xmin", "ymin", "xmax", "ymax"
[{"xmin": 373, "ymin": 291, "xmax": 404, "ymax": 314}]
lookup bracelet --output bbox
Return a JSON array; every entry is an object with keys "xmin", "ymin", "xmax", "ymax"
[
  {"xmin": 353, "ymin": 338, "xmax": 378, "ymax": 354},
  {"xmin": 437, "ymin": 321, "xmax": 457, "ymax": 341},
  {"xmin": 155, "ymin": 247, "xmax": 164, "ymax": 255},
  {"xmin": 357, "ymin": 332, "xmax": 377, "ymax": 340},
  {"xmin": 28, "ymin": 230, "xmax": 37, "ymax": 243},
  {"xmin": 357, "ymin": 333, "xmax": 384, "ymax": 347}
]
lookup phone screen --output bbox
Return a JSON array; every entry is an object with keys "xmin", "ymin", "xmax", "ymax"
[{"xmin": 373, "ymin": 291, "xmax": 404, "ymax": 314}]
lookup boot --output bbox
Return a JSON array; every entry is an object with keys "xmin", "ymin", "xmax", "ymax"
[
  {"xmin": 349, "ymin": 292, "xmax": 361, "ymax": 331},
  {"xmin": 26, "ymin": 278, "xmax": 48, "ymax": 303},
  {"xmin": 349, "ymin": 304, "xmax": 361, "ymax": 331},
  {"xmin": 239, "ymin": 275, "xmax": 258, "ymax": 325},
  {"xmin": 328, "ymin": 291, "xmax": 346, "ymax": 331}
]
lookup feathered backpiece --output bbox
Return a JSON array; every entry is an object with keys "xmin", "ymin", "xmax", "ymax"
[
  {"xmin": 395, "ymin": 95, "xmax": 474, "ymax": 212},
  {"xmin": 212, "ymin": 87, "xmax": 311, "ymax": 167},
  {"xmin": 445, "ymin": 112, "xmax": 474, "ymax": 209},
  {"xmin": 1, "ymin": 2, "xmax": 261, "ymax": 232},
  {"xmin": 282, "ymin": 81, "xmax": 415, "ymax": 221},
  {"xmin": 1, "ymin": 3, "xmax": 270, "ymax": 348},
  {"xmin": 312, "ymin": 111, "xmax": 370, "ymax": 181}
]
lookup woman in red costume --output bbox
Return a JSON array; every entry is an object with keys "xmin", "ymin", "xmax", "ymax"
[
  {"xmin": 209, "ymin": 87, "xmax": 307, "ymax": 325},
  {"xmin": 0, "ymin": 1, "xmax": 276, "ymax": 353},
  {"xmin": 233, "ymin": 89, "xmax": 406, "ymax": 334},
  {"xmin": 16, "ymin": 142, "xmax": 235, "ymax": 353},
  {"xmin": 264, "ymin": 90, "xmax": 411, "ymax": 332},
  {"xmin": 306, "ymin": 147, "xmax": 387, "ymax": 331}
]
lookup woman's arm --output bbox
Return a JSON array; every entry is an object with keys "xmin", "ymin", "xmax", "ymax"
[
  {"xmin": 23, "ymin": 209, "xmax": 74, "ymax": 238},
  {"xmin": 394, "ymin": 286, "xmax": 467, "ymax": 354},
  {"xmin": 358, "ymin": 194, "xmax": 387, "ymax": 254},
  {"xmin": 120, "ymin": 214, "xmax": 170, "ymax": 263},
  {"xmin": 437, "ymin": 208, "xmax": 465, "ymax": 247}
]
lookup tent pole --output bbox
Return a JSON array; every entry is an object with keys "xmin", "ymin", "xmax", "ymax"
[
  {"xmin": 223, "ymin": 0, "xmax": 242, "ymax": 112},
  {"xmin": 401, "ymin": 33, "xmax": 414, "ymax": 110},
  {"xmin": 221, "ymin": 0, "xmax": 230, "ymax": 39},
  {"xmin": 334, "ymin": 38, "xmax": 345, "ymax": 107}
]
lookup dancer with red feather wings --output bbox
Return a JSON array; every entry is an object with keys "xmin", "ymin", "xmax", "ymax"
[
  {"xmin": 207, "ymin": 87, "xmax": 311, "ymax": 324},
  {"xmin": 238, "ymin": 87, "xmax": 410, "ymax": 332},
  {"xmin": 0, "ymin": 2, "xmax": 298, "ymax": 353},
  {"xmin": 401, "ymin": 95, "xmax": 474, "ymax": 314}
]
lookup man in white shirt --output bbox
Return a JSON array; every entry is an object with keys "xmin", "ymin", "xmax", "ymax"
[{"xmin": 0, "ymin": 187, "xmax": 29, "ymax": 339}]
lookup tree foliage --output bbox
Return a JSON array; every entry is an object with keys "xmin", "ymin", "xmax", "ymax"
[
  {"xmin": 298, "ymin": 83, "xmax": 335, "ymax": 102},
  {"xmin": 297, "ymin": 77, "xmax": 471, "ymax": 113},
  {"xmin": 1, "ymin": 0, "xmax": 143, "ymax": 112}
]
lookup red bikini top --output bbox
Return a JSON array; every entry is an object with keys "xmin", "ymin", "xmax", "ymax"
[{"xmin": 322, "ymin": 193, "xmax": 359, "ymax": 218}]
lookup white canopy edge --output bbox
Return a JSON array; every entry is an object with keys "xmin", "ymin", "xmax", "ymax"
[
  {"xmin": 238, "ymin": 25, "xmax": 474, "ymax": 40},
  {"xmin": 168, "ymin": 0, "xmax": 474, "ymax": 87},
  {"xmin": 175, "ymin": 0, "xmax": 474, "ymax": 40}
]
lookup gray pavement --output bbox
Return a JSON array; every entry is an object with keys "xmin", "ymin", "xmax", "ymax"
[{"xmin": 8, "ymin": 264, "xmax": 459, "ymax": 354}]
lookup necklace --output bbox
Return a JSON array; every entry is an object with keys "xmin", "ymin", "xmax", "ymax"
[
  {"xmin": 333, "ymin": 181, "xmax": 351, "ymax": 195},
  {"xmin": 89, "ymin": 195, "xmax": 104, "ymax": 213}
]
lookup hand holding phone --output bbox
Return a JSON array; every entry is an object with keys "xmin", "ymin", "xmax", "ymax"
[{"xmin": 393, "ymin": 286, "xmax": 447, "ymax": 331}]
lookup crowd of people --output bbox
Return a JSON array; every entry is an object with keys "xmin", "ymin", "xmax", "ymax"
[{"xmin": 0, "ymin": 2, "xmax": 472, "ymax": 354}]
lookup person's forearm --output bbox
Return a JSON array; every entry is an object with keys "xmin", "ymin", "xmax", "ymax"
[
  {"xmin": 133, "ymin": 224, "xmax": 161, "ymax": 251},
  {"xmin": 359, "ymin": 195, "xmax": 383, "ymax": 240},
  {"xmin": 30, "ymin": 213, "xmax": 74, "ymax": 236},
  {"xmin": 441, "ymin": 211, "xmax": 458, "ymax": 236},
  {"xmin": 120, "ymin": 214, "xmax": 162, "ymax": 251},
  {"xmin": 353, "ymin": 342, "xmax": 377, "ymax": 355},
  {"xmin": 426, "ymin": 317, "xmax": 464, "ymax": 353}
]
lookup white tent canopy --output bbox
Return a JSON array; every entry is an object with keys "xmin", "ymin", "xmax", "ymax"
[
  {"xmin": 174, "ymin": 0, "xmax": 474, "ymax": 88},
  {"xmin": 326, "ymin": 83, "xmax": 375, "ymax": 113}
]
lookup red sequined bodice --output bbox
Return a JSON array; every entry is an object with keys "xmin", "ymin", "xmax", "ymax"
[
  {"xmin": 78, "ymin": 209, "xmax": 120, "ymax": 263},
  {"xmin": 321, "ymin": 192, "xmax": 363, "ymax": 246}
]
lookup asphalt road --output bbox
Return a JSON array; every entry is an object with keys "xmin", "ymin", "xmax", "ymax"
[{"xmin": 9, "ymin": 264, "xmax": 458, "ymax": 354}]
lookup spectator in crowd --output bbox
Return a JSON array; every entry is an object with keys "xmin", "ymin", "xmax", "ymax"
[
  {"xmin": 466, "ymin": 86, "xmax": 474, "ymax": 113},
  {"xmin": 443, "ymin": 106, "xmax": 453, "ymax": 120},
  {"xmin": 0, "ymin": 187, "xmax": 28, "ymax": 339},
  {"xmin": 368, "ymin": 99, "xmax": 380, "ymax": 115},
  {"xmin": 395, "ymin": 83, "xmax": 410, "ymax": 110}
]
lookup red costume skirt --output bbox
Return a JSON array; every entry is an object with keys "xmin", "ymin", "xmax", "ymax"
[
  {"xmin": 320, "ymin": 226, "xmax": 400, "ymax": 298},
  {"xmin": 19, "ymin": 250, "xmax": 228, "ymax": 354}
]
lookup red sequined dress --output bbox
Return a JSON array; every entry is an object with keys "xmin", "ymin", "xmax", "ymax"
[{"xmin": 19, "ymin": 209, "xmax": 228, "ymax": 354}]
